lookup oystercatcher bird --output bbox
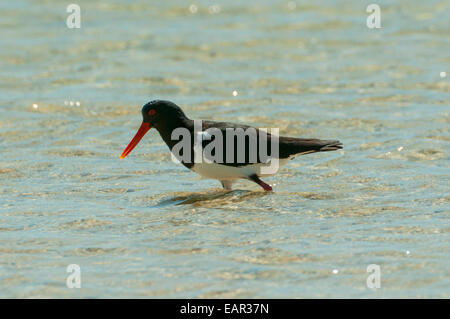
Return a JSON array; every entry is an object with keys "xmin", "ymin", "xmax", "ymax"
[{"xmin": 120, "ymin": 100, "xmax": 342, "ymax": 191}]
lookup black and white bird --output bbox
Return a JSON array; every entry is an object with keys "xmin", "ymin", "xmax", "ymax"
[{"xmin": 120, "ymin": 100, "xmax": 342, "ymax": 191}]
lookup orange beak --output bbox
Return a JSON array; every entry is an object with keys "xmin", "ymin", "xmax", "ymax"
[{"xmin": 120, "ymin": 122, "xmax": 151, "ymax": 159}]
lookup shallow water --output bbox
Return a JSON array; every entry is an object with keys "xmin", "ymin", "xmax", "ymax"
[{"xmin": 0, "ymin": 0, "xmax": 449, "ymax": 298}]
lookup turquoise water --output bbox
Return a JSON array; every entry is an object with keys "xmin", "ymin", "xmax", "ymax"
[{"xmin": 0, "ymin": 0, "xmax": 449, "ymax": 298}]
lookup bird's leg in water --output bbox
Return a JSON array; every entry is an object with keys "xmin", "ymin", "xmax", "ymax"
[
  {"xmin": 220, "ymin": 180, "xmax": 233, "ymax": 191},
  {"xmin": 248, "ymin": 174, "xmax": 272, "ymax": 191}
]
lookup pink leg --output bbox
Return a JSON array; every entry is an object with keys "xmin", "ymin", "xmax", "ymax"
[{"xmin": 249, "ymin": 174, "xmax": 273, "ymax": 191}]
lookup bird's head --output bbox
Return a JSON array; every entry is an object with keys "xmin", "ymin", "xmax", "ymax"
[
  {"xmin": 120, "ymin": 100, "xmax": 188, "ymax": 159},
  {"xmin": 141, "ymin": 100, "xmax": 187, "ymax": 128}
]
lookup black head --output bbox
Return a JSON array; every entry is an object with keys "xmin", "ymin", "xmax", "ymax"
[
  {"xmin": 120, "ymin": 100, "xmax": 189, "ymax": 159},
  {"xmin": 141, "ymin": 100, "xmax": 188, "ymax": 129}
]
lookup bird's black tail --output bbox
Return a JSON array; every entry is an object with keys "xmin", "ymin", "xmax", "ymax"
[
  {"xmin": 278, "ymin": 137, "xmax": 343, "ymax": 158},
  {"xmin": 317, "ymin": 140, "xmax": 343, "ymax": 152}
]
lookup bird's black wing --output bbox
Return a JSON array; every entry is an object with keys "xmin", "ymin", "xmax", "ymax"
[
  {"xmin": 199, "ymin": 121, "xmax": 342, "ymax": 167},
  {"xmin": 200, "ymin": 120, "xmax": 268, "ymax": 167}
]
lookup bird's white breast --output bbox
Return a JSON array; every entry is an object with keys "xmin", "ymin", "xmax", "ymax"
[{"xmin": 190, "ymin": 157, "xmax": 291, "ymax": 181}]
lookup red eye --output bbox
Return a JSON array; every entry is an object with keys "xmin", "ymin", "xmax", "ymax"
[{"xmin": 148, "ymin": 109, "xmax": 156, "ymax": 116}]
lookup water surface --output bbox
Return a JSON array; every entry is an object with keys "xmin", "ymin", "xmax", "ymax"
[{"xmin": 0, "ymin": 0, "xmax": 449, "ymax": 298}]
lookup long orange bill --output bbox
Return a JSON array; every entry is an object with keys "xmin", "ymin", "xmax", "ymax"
[{"xmin": 120, "ymin": 122, "xmax": 151, "ymax": 159}]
